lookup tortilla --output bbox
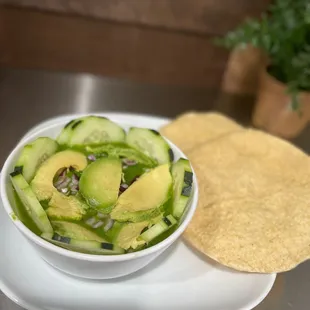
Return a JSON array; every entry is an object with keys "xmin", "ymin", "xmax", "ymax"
[
  {"xmin": 160, "ymin": 112, "xmax": 243, "ymax": 153},
  {"xmin": 184, "ymin": 129, "xmax": 310, "ymax": 273}
]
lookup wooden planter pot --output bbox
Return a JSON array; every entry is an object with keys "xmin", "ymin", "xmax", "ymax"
[{"xmin": 253, "ymin": 69, "xmax": 310, "ymax": 138}]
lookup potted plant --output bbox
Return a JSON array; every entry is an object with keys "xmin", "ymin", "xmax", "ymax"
[{"xmin": 216, "ymin": 0, "xmax": 310, "ymax": 138}]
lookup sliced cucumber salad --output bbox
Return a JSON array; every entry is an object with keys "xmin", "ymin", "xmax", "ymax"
[{"xmin": 9, "ymin": 116, "xmax": 194, "ymax": 255}]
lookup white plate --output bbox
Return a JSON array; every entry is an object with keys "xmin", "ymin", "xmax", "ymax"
[{"xmin": 0, "ymin": 113, "xmax": 276, "ymax": 310}]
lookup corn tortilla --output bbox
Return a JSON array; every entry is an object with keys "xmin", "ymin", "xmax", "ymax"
[
  {"xmin": 184, "ymin": 129, "xmax": 310, "ymax": 273},
  {"xmin": 160, "ymin": 112, "xmax": 243, "ymax": 153}
]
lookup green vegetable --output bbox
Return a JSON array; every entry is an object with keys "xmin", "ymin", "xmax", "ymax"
[
  {"xmin": 69, "ymin": 116, "xmax": 126, "ymax": 146},
  {"xmin": 139, "ymin": 215, "xmax": 177, "ymax": 243},
  {"xmin": 51, "ymin": 221, "xmax": 106, "ymax": 242},
  {"xmin": 11, "ymin": 116, "xmax": 187, "ymax": 256},
  {"xmin": 10, "ymin": 172, "xmax": 53, "ymax": 233},
  {"xmin": 15, "ymin": 137, "xmax": 58, "ymax": 182},
  {"xmin": 79, "ymin": 158, "xmax": 122, "ymax": 210},
  {"xmin": 85, "ymin": 143, "xmax": 156, "ymax": 167},
  {"xmin": 42, "ymin": 233, "xmax": 124, "ymax": 255},
  {"xmin": 126, "ymin": 127, "xmax": 174, "ymax": 164},
  {"xmin": 216, "ymin": 0, "xmax": 310, "ymax": 101},
  {"xmin": 171, "ymin": 158, "xmax": 193, "ymax": 219},
  {"xmin": 110, "ymin": 164, "xmax": 172, "ymax": 222}
]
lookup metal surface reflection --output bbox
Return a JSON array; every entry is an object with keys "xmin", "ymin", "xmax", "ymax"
[
  {"xmin": 0, "ymin": 69, "xmax": 218, "ymax": 164},
  {"xmin": 75, "ymin": 75, "xmax": 97, "ymax": 113}
]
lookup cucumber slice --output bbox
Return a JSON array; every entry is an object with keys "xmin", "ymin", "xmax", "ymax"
[
  {"xmin": 57, "ymin": 119, "xmax": 80, "ymax": 145},
  {"xmin": 51, "ymin": 221, "xmax": 107, "ymax": 242},
  {"xmin": 41, "ymin": 233, "xmax": 125, "ymax": 255},
  {"xmin": 126, "ymin": 127, "xmax": 174, "ymax": 164},
  {"xmin": 79, "ymin": 158, "xmax": 122, "ymax": 210},
  {"xmin": 15, "ymin": 137, "xmax": 58, "ymax": 182},
  {"xmin": 171, "ymin": 158, "xmax": 193, "ymax": 219},
  {"xmin": 139, "ymin": 215, "xmax": 177, "ymax": 242},
  {"xmin": 107, "ymin": 221, "xmax": 148, "ymax": 250},
  {"xmin": 69, "ymin": 116, "xmax": 126, "ymax": 146},
  {"xmin": 10, "ymin": 172, "xmax": 53, "ymax": 233}
]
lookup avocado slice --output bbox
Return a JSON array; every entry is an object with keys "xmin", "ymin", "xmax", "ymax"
[
  {"xmin": 107, "ymin": 221, "xmax": 148, "ymax": 250},
  {"xmin": 110, "ymin": 164, "xmax": 172, "ymax": 222},
  {"xmin": 31, "ymin": 150, "xmax": 87, "ymax": 201},
  {"xmin": 46, "ymin": 193, "xmax": 88, "ymax": 221},
  {"xmin": 112, "ymin": 207, "xmax": 164, "ymax": 223},
  {"xmin": 51, "ymin": 221, "xmax": 106, "ymax": 242},
  {"xmin": 108, "ymin": 214, "xmax": 162, "ymax": 250},
  {"xmin": 31, "ymin": 150, "xmax": 88, "ymax": 221},
  {"xmin": 79, "ymin": 158, "xmax": 122, "ymax": 211}
]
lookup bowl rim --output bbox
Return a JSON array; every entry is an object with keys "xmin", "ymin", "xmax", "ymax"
[{"xmin": 0, "ymin": 117, "xmax": 198, "ymax": 262}]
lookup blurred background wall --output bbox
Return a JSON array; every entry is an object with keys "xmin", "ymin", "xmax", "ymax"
[{"xmin": 0, "ymin": 0, "xmax": 270, "ymax": 90}]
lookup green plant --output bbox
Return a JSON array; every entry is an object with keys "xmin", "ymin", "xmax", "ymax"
[{"xmin": 216, "ymin": 0, "xmax": 310, "ymax": 99}]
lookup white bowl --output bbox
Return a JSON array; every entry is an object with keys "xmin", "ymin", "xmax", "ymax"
[{"xmin": 0, "ymin": 117, "xmax": 198, "ymax": 279}]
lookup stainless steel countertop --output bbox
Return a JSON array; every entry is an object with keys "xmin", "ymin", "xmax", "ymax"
[{"xmin": 0, "ymin": 69, "xmax": 309, "ymax": 310}]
